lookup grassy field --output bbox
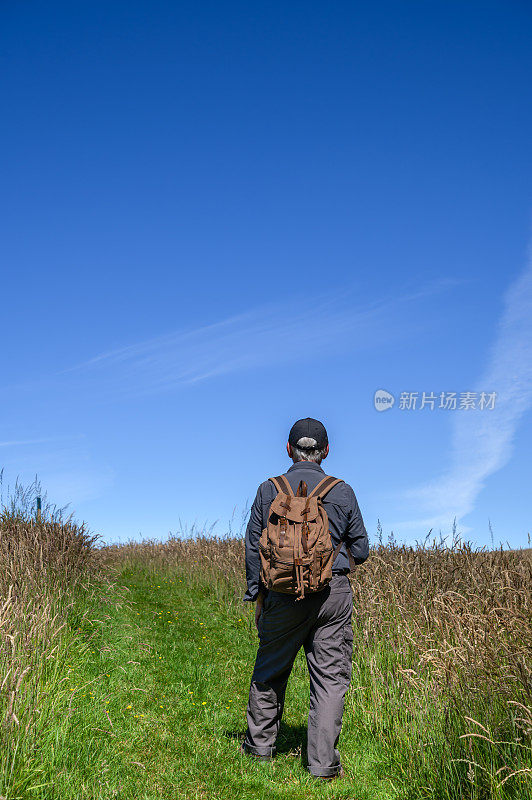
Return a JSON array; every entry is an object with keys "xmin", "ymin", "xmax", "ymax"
[{"xmin": 1, "ymin": 495, "xmax": 531, "ymax": 799}]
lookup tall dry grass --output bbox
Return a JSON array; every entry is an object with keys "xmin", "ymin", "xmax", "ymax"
[{"xmin": 0, "ymin": 481, "xmax": 100, "ymax": 793}]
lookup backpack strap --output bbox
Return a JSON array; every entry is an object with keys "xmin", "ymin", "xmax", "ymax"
[
  {"xmin": 332, "ymin": 539, "xmax": 356, "ymax": 571},
  {"xmin": 308, "ymin": 475, "xmax": 342, "ymax": 500},
  {"xmin": 269, "ymin": 475, "xmax": 294, "ymax": 497},
  {"xmin": 332, "ymin": 540, "xmax": 344, "ymax": 560}
]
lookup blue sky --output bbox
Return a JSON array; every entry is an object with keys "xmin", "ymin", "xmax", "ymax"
[{"xmin": 1, "ymin": 0, "xmax": 531, "ymax": 547}]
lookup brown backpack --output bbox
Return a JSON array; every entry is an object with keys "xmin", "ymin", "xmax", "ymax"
[{"xmin": 259, "ymin": 474, "xmax": 345, "ymax": 601}]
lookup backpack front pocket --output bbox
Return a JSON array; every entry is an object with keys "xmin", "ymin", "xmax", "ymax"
[{"xmin": 259, "ymin": 540, "xmax": 271, "ymax": 586}]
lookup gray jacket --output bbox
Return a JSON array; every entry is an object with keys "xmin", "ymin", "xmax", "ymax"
[{"xmin": 243, "ymin": 460, "xmax": 369, "ymax": 602}]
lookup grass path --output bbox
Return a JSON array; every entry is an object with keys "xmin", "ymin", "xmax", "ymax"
[{"xmin": 36, "ymin": 565, "xmax": 399, "ymax": 800}]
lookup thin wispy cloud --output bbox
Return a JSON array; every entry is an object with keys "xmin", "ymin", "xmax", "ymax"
[
  {"xmin": 65, "ymin": 280, "xmax": 458, "ymax": 399},
  {"xmin": 399, "ymin": 249, "xmax": 532, "ymax": 536},
  {"xmin": 0, "ymin": 437, "xmax": 55, "ymax": 448}
]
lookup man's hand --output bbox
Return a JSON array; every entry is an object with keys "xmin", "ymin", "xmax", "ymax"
[{"xmin": 255, "ymin": 593, "xmax": 265, "ymax": 632}]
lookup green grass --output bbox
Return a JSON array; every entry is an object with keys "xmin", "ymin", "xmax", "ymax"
[
  {"xmin": 1, "ymin": 566, "xmax": 399, "ymax": 800},
  {"xmin": 2, "ymin": 562, "xmax": 530, "ymax": 800}
]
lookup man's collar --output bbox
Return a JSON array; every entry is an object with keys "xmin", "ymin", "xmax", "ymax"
[{"xmin": 287, "ymin": 461, "xmax": 325, "ymax": 473}]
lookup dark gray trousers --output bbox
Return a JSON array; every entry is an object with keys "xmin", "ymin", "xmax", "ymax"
[{"xmin": 243, "ymin": 573, "xmax": 354, "ymax": 778}]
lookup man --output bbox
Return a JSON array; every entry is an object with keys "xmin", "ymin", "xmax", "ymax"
[{"xmin": 240, "ymin": 418, "xmax": 370, "ymax": 780}]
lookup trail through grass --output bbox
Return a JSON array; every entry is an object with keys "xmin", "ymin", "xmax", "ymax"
[
  {"xmin": 92, "ymin": 566, "xmax": 398, "ymax": 800},
  {"xmin": 5, "ymin": 565, "xmax": 397, "ymax": 800}
]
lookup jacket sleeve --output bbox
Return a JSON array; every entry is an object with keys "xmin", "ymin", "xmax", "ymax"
[
  {"xmin": 344, "ymin": 485, "xmax": 370, "ymax": 565},
  {"xmin": 243, "ymin": 484, "xmax": 268, "ymax": 602}
]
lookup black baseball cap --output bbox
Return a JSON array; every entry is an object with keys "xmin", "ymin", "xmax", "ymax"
[{"xmin": 288, "ymin": 418, "xmax": 328, "ymax": 449}]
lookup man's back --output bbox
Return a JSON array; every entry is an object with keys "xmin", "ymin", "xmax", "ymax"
[{"xmin": 243, "ymin": 460, "xmax": 369, "ymax": 602}]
